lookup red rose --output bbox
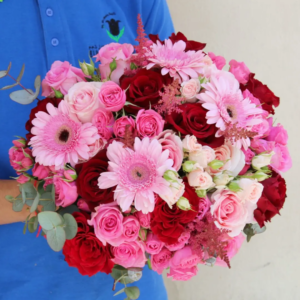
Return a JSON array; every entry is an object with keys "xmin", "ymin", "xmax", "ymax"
[
  {"xmin": 120, "ymin": 69, "xmax": 172, "ymax": 114},
  {"xmin": 75, "ymin": 149, "xmax": 114, "ymax": 211},
  {"xmin": 63, "ymin": 212, "xmax": 114, "ymax": 276},
  {"xmin": 25, "ymin": 97, "xmax": 62, "ymax": 143},
  {"xmin": 165, "ymin": 103, "xmax": 224, "ymax": 148},
  {"xmin": 149, "ymin": 32, "xmax": 206, "ymax": 52},
  {"xmin": 254, "ymin": 170, "xmax": 287, "ymax": 227},
  {"xmin": 241, "ymin": 73, "xmax": 280, "ymax": 114},
  {"xmin": 150, "ymin": 179, "xmax": 199, "ymax": 244}
]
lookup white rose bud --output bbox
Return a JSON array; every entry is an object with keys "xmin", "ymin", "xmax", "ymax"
[
  {"xmin": 176, "ymin": 197, "xmax": 191, "ymax": 211},
  {"xmin": 252, "ymin": 152, "xmax": 274, "ymax": 170}
]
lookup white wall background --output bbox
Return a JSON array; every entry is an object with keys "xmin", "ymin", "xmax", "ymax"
[{"xmin": 164, "ymin": 1, "xmax": 300, "ymax": 299}]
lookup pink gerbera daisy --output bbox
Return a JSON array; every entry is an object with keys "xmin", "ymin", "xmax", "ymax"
[
  {"xmin": 29, "ymin": 102, "xmax": 99, "ymax": 168},
  {"xmin": 145, "ymin": 39, "xmax": 205, "ymax": 82},
  {"xmin": 98, "ymin": 137, "xmax": 174, "ymax": 214}
]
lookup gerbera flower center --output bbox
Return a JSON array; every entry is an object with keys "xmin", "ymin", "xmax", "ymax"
[
  {"xmin": 225, "ymin": 105, "xmax": 237, "ymax": 120},
  {"xmin": 55, "ymin": 125, "xmax": 72, "ymax": 145},
  {"xmin": 127, "ymin": 163, "xmax": 150, "ymax": 184}
]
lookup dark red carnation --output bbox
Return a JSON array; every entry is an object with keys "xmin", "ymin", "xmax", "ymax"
[
  {"xmin": 149, "ymin": 32, "xmax": 206, "ymax": 52},
  {"xmin": 120, "ymin": 68, "xmax": 172, "ymax": 114},
  {"xmin": 75, "ymin": 149, "xmax": 114, "ymax": 211},
  {"xmin": 25, "ymin": 97, "xmax": 62, "ymax": 143},
  {"xmin": 63, "ymin": 212, "xmax": 114, "ymax": 276},
  {"xmin": 241, "ymin": 73, "xmax": 280, "ymax": 114},
  {"xmin": 150, "ymin": 179, "xmax": 199, "ymax": 244},
  {"xmin": 254, "ymin": 170, "xmax": 287, "ymax": 227},
  {"xmin": 165, "ymin": 103, "xmax": 224, "ymax": 148}
]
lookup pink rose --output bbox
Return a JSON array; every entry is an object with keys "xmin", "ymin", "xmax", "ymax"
[
  {"xmin": 17, "ymin": 174, "xmax": 30, "ymax": 184},
  {"xmin": 136, "ymin": 109, "xmax": 164, "ymax": 138},
  {"xmin": 53, "ymin": 176, "xmax": 78, "ymax": 207},
  {"xmin": 134, "ymin": 211, "xmax": 151, "ymax": 229},
  {"xmin": 266, "ymin": 119, "xmax": 288, "ymax": 145},
  {"xmin": 98, "ymin": 81, "xmax": 126, "ymax": 112},
  {"xmin": 92, "ymin": 109, "xmax": 115, "ymax": 140},
  {"xmin": 112, "ymin": 241, "xmax": 147, "ymax": 268},
  {"xmin": 122, "ymin": 216, "xmax": 140, "ymax": 242},
  {"xmin": 208, "ymin": 52, "xmax": 226, "ymax": 70},
  {"xmin": 271, "ymin": 144, "xmax": 292, "ymax": 173},
  {"xmin": 145, "ymin": 232, "xmax": 165, "ymax": 254},
  {"xmin": 32, "ymin": 163, "xmax": 52, "ymax": 180},
  {"xmin": 188, "ymin": 170, "xmax": 214, "ymax": 190},
  {"xmin": 88, "ymin": 138, "xmax": 107, "ymax": 157},
  {"xmin": 64, "ymin": 82, "xmax": 103, "ymax": 123},
  {"xmin": 165, "ymin": 231, "xmax": 190, "ymax": 251},
  {"xmin": 9, "ymin": 147, "xmax": 33, "ymax": 173},
  {"xmin": 181, "ymin": 79, "xmax": 201, "ymax": 102},
  {"xmin": 42, "ymin": 61, "xmax": 86, "ymax": 97},
  {"xmin": 182, "ymin": 135, "xmax": 202, "ymax": 152},
  {"xmin": 77, "ymin": 198, "xmax": 91, "ymax": 212},
  {"xmin": 95, "ymin": 43, "xmax": 134, "ymax": 84},
  {"xmin": 151, "ymin": 248, "xmax": 172, "ymax": 274},
  {"xmin": 113, "ymin": 116, "xmax": 135, "ymax": 138},
  {"xmin": 197, "ymin": 197, "xmax": 211, "ymax": 220},
  {"xmin": 157, "ymin": 130, "xmax": 183, "ymax": 171},
  {"xmin": 239, "ymin": 148, "xmax": 255, "ymax": 175},
  {"xmin": 216, "ymin": 233, "xmax": 245, "ymax": 267},
  {"xmin": 167, "ymin": 266, "xmax": 198, "ymax": 281},
  {"xmin": 229, "ymin": 59, "xmax": 250, "ymax": 84},
  {"xmin": 88, "ymin": 202, "xmax": 124, "ymax": 246},
  {"xmin": 12, "ymin": 138, "xmax": 26, "ymax": 148},
  {"xmin": 170, "ymin": 246, "xmax": 200, "ymax": 270},
  {"xmin": 210, "ymin": 189, "xmax": 247, "ymax": 237},
  {"xmin": 251, "ymin": 139, "xmax": 274, "ymax": 154}
]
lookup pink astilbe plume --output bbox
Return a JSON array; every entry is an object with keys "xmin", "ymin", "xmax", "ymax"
[{"xmin": 155, "ymin": 79, "xmax": 185, "ymax": 115}]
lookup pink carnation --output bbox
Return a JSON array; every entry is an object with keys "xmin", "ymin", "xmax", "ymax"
[
  {"xmin": 151, "ymin": 248, "xmax": 172, "ymax": 274},
  {"xmin": 208, "ymin": 52, "xmax": 226, "ymax": 70},
  {"xmin": 136, "ymin": 109, "xmax": 164, "ymax": 138},
  {"xmin": 266, "ymin": 119, "xmax": 288, "ymax": 145},
  {"xmin": 229, "ymin": 59, "xmax": 250, "ymax": 84}
]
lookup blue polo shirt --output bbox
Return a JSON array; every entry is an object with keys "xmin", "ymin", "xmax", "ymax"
[{"xmin": 0, "ymin": 1, "xmax": 174, "ymax": 299}]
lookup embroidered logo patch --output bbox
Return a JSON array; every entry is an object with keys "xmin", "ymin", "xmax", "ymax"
[{"xmin": 101, "ymin": 12, "xmax": 125, "ymax": 43}]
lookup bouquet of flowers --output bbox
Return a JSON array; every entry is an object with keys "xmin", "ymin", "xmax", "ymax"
[{"xmin": 3, "ymin": 15, "xmax": 292, "ymax": 299}]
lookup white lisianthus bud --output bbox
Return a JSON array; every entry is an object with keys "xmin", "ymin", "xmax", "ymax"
[
  {"xmin": 163, "ymin": 170, "xmax": 178, "ymax": 182},
  {"xmin": 253, "ymin": 170, "xmax": 270, "ymax": 182},
  {"xmin": 176, "ymin": 197, "xmax": 191, "ymax": 211},
  {"xmin": 252, "ymin": 152, "xmax": 274, "ymax": 170},
  {"xmin": 208, "ymin": 159, "xmax": 224, "ymax": 170},
  {"xmin": 195, "ymin": 189, "xmax": 207, "ymax": 198},
  {"xmin": 160, "ymin": 175, "xmax": 185, "ymax": 208},
  {"xmin": 213, "ymin": 173, "xmax": 233, "ymax": 187},
  {"xmin": 182, "ymin": 160, "xmax": 200, "ymax": 173}
]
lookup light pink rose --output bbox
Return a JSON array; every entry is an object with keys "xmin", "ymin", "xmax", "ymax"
[
  {"xmin": 266, "ymin": 119, "xmax": 288, "ymax": 145},
  {"xmin": 167, "ymin": 266, "xmax": 198, "ymax": 281},
  {"xmin": 211, "ymin": 189, "xmax": 247, "ymax": 237},
  {"xmin": 121, "ymin": 216, "xmax": 140, "ymax": 242},
  {"xmin": 216, "ymin": 233, "xmax": 245, "ymax": 267},
  {"xmin": 98, "ymin": 81, "xmax": 126, "ymax": 112},
  {"xmin": 112, "ymin": 241, "xmax": 147, "ymax": 268},
  {"xmin": 160, "ymin": 176, "xmax": 185, "ymax": 208},
  {"xmin": 53, "ymin": 176, "xmax": 78, "ymax": 207},
  {"xmin": 157, "ymin": 130, "xmax": 183, "ymax": 171},
  {"xmin": 145, "ymin": 232, "xmax": 165, "ymax": 254},
  {"xmin": 151, "ymin": 248, "xmax": 172, "ymax": 275},
  {"xmin": 197, "ymin": 197, "xmax": 211, "ymax": 220},
  {"xmin": 92, "ymin": 108, "xmax": 115, "ymax": 140},
  {"xmin": 32, "ymin": 163, "xmax": 52, "ymax": 180},
  {"xmin": 9, "ymin": 147, "xmax": 33, "ymax": 173},
  {"xmin": 17, "ymin": 174, "xmax": 30, "ymax": 184},
  {"xmin": 208, "ymin": 52, "xmax": 226, "ymax": 70},
  {"xmin": 77, "ymin": 198, "xmax": 91, "ymax": 212},
  {"xmin": 88, "ymin": 138, "xmax": 107, "ymax": 157},
  {"xmin": 165, "ymin": 231, "xmax": 190, "ymax": 251},
  {"xmin": 95, "ymin": 43, "xmax": 134, "ymax": 84},
  {"xmin": 113, "ymin": 116, "xmax": 135, "ymax": 138},
  {"xmin": 182, "ymin": 135, "xmax": 202, "ymax": 152},
  {"xmin": 136, "ymin": 109, "xmax": 164, "ymax": 138},
  {"xmin": 239, "ymin": 148, "xmax": 255, "ymax": 175},
  {"xmin": 181, "ymin": 79, "xmax": 201, "ymax": 102},
  {"xmin": 42, "ymin": 61, "xmax": 86, "ymax": 97},
  {"xmin": 88, "ymin": 202, "xmax": 124, "ymax": 246},
  {"xmin": 188, "ymin": 169, "xmax": 214, "ymax": 190},
  {"xmin": 229, "ymin": 59, "xmax": 250, "ymax": 84},
  {"xmin": 64, "ymin": 82, "xmax": 103, "ymax": 123},
  {"xmin": 189, "ymin": 145, "xmax": 215, "ymax": 168},
  {"xmin": 134, "ymin": 211, "xmax": 151, "ymax": 229}
]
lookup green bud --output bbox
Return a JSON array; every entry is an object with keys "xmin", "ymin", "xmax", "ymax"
[
  {"xmin": 51, "ymin": 88, "xmax": 63, "ymax": 99},
  {"xmin": 176, "ymin": 197, "xmax": 191, "ymax": 211},
  {"xmin": 139, "ymin": 228, "xmax": 147, "ymax": 241},
  {"xmin": 208, "ymin": 159, "xmax": 224, "ymax": 170},
  {"xmin": 109, "ymin": 58, "xmax": 117, "ymax": 73},
  {"xmin": 130, "ymin": 62, "xmax": 138, "ymax": 70},
  {"xmin": 253, "ymin": 170, "xmax": 270, "ymax": 182},
  {"xmin": 182, "ymin": 160, "xmax": 197, "ymax": 173},
  {"xmin": 196, "ymin": 189, "xmax": 207, "ymax": 198},
  {"xmin": 163, "ymin": 170, "xmax": 178, "ymax": 182},
  {"xmin": 227, "ymin": 181, "xmax": 242, "ymax": 192},
  {"xmin": 79, "ymin": 60, "xmax": 95, "ymax": 76}
]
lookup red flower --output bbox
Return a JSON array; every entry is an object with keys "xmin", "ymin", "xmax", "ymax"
[
  {"xmin": 165, "ymin": 103, "xmax": 224, "ymax": 148},
  {"xmin": 63, "ymin": 212, "xmax": 114, "ymax": 276},
  {"xmin": 149, "ymin": 32, "xmax": 206, "ymax": 52},
  {"xmin": 25, "ymin": 97, "xmax": 62, "ymax": 143},
  {"xmin": 241, "ymin": 73, "xmax": 280, "ymax": 114},
  {"xmin": 75, "ymin": 149, "xmax": 114, "ymax": 211},
  {"xmin": 150, "ymin": 179, "xmax": 199, "ymax": 244},
  {"xmin": 254, "ymin": 170, "xmax": 287, "ymax": 227},
  {"xmin": 120, "ymin": 69, "xmax": 172, "ymax": 114}
]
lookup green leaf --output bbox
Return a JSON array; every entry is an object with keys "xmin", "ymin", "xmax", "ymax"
[
  {"xmin": 9, "ymin": 89, "xmax": 35, "ymax": 105},
  {"xmin": 23, "ymin": 222, "xmax": 27, "ymax": 235},
  {"xmin": 114, "ymin": 288, "xmax": 125, "ymax": 296},
  {"xmin": 5, "ymin": 195, "xmax": 15, "ymax": 202},
  {"xmin": 57, "ymin": 205, "xmax": 80, "ymax": 216},
  {"xmin": 0, "ymin": 70, "xmax": 7, "ymax": 79},
  {"xmin": 111, "ymin": 265, "xmax": 128, "ymax": 281},
  {"xmin": 51, "ymin": 184, "xmax": 55, "ymax": 201},
  {"xmin": 41, "ymin": 200, "xmax": 56, "ymax": 212},
  {"xmin": 147, "ymin": 258, "xmax": 152, "ymax": 270},
  {"xmin": 46, "ymin": 227, "xmax": 66, "ymax": 252},
  {"xmin": 30, "ymin": 193, "xmax": 40, "ymax": 213},
  {"xmin": 16, "ymin": 64, "xmax": 25, "ymax": 82},
  {"xmin": 37, "ymin": 181, "xmax": 46, "ymax": 195},
  {"xmin": 0, "ymin": 82, "xmax": 18, "ymax": 90},
  {"xmin": 63, "ymin": 214, "xmax": 78, "ymax": 240},
  {"xmin": 124, "ymin": 286, "xmax": 140, "ymax": 300},
  {"xmin": 21, "ymin": 182, "xmax": 37, "ymax": 198},
  {"xmin": 34, "ymin": 75, "xmax": 41, "ymax": 94},
  {"xmin": 38, "ymin": 211, "xmax": 64, "ymax": 230},
  {"xmin": 12, "ymin": 199, "xmax": 24, "ymax": 212},
  {"xmin": 28, "ymin": 216, "xmax": 39, "ymax": 233},
  {"xmin": 51, "ymin": 88, "xmax": 63, "ymax": 99}
]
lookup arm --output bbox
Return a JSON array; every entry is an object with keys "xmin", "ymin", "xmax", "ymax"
[{"xmin": 0, "ymin": 180, "xmax": 29, "ymax": 225}]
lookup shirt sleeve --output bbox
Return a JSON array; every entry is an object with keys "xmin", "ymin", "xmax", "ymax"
[{"xmin": 143, "ymin": 0, "xmax": 174, "ymax": 40}]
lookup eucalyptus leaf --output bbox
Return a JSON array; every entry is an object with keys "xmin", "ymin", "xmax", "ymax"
[
  {"xmin": 22, "ymin": 182, "xmax": 37, "ymax": 198},
  {"xmin": 21, "ymin": 187, "xmax": 26, "ymax": 204},
  {"xmin": 37, "ymin": 181, "xmax": 46, "ymax": 195},
  {"xmin": 16, "ymin": 64, "xmax": 25, "ymax": 82},
  {"xmin": 111, "ymin": 265, "xmax": 128, "ymax": 281},
  {"xmin": 252, "ymin": 223, "xmax": 266, "ymax": 234},
  {"xmin": 0, "ymin": 70, "xmax": 7, "ymax": 79},
  {"xmin": 114, "ymin": 288, "xmax": 125, "ymax": 296},
  {"xmin": 28, "ymin": 216, "xmax": 38, "ymax": 233},
  {"xmin": 46, "ymin": 227, "xmax": 66, "ymax": 252},
  {"xmin": 5, "ymin": 195, "xmax": 15, "ymax": 202},
  {"xmin": 63, "ymin": 213, "xmax": 78, "ymax": 240},
  {"xmin": 12, "ymin": 199, "xmax": 24, "ymax": 212},
  {"xmin": 41, "ymin": 200, "xmax": 56, "ymax": 212},
  {"xmin": 23, "ymin": 222, "xmax": 27, "ymax": 235},
  {"xmin": 57, "ymin": 205, "xmax": 79, "ymax": 216},
  {"xmin": 0, "ymin": 82, "xmax": 18, "ymax": 90},
  {"xmin": 38, "ymin": 211, "xmax": 64, "ymax": 230},
  {"xmin": 6, "ymin": 62, "xmax": 12, "ymax": 74},
  {"xmin": 45, "ymin": 184, "xmax": 53, "ymax": 193},
  {"xmin": 119, "ymin": 276, "xmax": 134, "ymax": 285},
  {"xmin": 34, "ymin": 75, "xmax": 41, "ymax": 94},
  {"xmin": 30, "ymin": 193, "xmax": 40, "ymax": 213},
  {"xmin": 9, "ymin": 89, "xmax": 35, "ymax": 105},
  {"xmin": 51, "ymin": 184, "xmax": 55, "ymax": 201},
  {"xmin": 124, "ymin": 286, "xmax": 140, "ymax": 300},
  {"xmin": 40, "ymin": 192, "xmax": 53, "ymax": 201}
]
